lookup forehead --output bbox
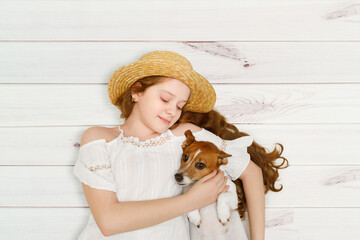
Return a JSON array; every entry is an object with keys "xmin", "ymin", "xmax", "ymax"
[
  {"xmin": 153, "ymin": 78, "xmax": 190, "ymax": 97},
  {"xmin": 185, "ymin": 142, "xmax": 219, "ymax": 156}
]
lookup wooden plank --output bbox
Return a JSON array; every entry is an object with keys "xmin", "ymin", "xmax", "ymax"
[
  {"xmin": 0, "ymin": 1, "xmax": 359, "ymax": 40},
  {"xmin": 0, "ymin": 207, "xmax": 359, "ymax": 239},
  {"xmin": 0, "ymin": 124, "xmax": 359, "ymax": 165},
  {"xmin": 0, "ymin": 166, "xmax": 87, "ymax": 206},
  {"xmin": 264, "ymin": 208, "xmax": 360, "ymax": 239},
  {"xmin": 265, "ymin": 166, "xmax": 360, "ymax": 207},
  {"xmin": 237, "ymin": 124, "xmax": 360, "ymax": 166},
  {"xmin": 215, "ymin": 84, "xmax": 360, "ymax": 124},
  {"xmin": 1, "ymin": 166, "xmax": 359, "ymax": 207},
  {"xmin": 0, "ymin": 84, "xmax": 359, "ymax": 126},
  {"xmin": 1, "ymin": 42, "xmax": 359, "ymax": 84},
  {"xmin": 0, "ymin": 208, "xmax": 89, "ymax": 240}
]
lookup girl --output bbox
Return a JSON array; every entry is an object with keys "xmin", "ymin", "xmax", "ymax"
[{"xmin": 73, "ymin": 51, "xmax": 288, "ymax": 240}]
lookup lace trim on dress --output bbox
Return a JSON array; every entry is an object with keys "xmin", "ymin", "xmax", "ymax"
[
  {"xmin": 117, "ymin": 126, "xmax": 172, "ymax": 148},
  {"xmin": 89, "ymin": 164, "xmax": 111, "ymax": 172}
]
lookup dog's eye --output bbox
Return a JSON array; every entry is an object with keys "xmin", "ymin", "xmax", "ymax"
[
  {"xmin": 195, "ymin": 162, "xmax": 206, "ymax": 170},
  {"xmin": 183, "ymin": 154, "xmax": 189, "ymax": 162}
]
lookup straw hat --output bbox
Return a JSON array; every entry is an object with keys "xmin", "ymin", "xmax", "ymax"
[{"xmin": 108, "ymin": 51, "xmax": 216, "ymax": 113}]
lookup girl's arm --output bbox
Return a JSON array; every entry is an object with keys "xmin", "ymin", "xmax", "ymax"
[
  {"xmin": 240, "ymin": 160, "xmax": 265, "ymax": 240},
  {"xmin": 82, "ymin": 169, "xmax": 229, "ymax": 236}
]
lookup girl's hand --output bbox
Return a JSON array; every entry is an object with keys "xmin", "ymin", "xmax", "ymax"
[{"xmin": 184, "ymin": 170, "xmax": 229, "ymax": 210}]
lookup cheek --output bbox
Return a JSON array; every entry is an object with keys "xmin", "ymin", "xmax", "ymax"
[
  {"xmin": 179, "ymin": 162, "xmax": 209, "ymax": 178},
  {"xmin": 189, "ymin": 162, "xmax": 221, "ymax": 179},
  {"xmin": 189, "ymin": 168, "xmax": 213, "ymax": 179},
  {"xmin": 146, "ymin": 98, "xmax": 164, "ymax": 113},
  {"xmin": 169, "ymin": 111, "xmax": 182, "ymax": 123},
  {"xmin": 176, "ymin": 110, "xmax": 182, "ymax": 118}
]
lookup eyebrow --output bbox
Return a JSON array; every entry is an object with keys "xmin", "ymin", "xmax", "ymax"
[{"xmin": 160, "ymin": 90, "xmax": 188, "ymax": 103}]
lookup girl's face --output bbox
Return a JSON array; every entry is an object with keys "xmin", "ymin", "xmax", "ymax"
[{"xmin": 132, "ymin": 78, "xmax": 191, "ymax": 133}]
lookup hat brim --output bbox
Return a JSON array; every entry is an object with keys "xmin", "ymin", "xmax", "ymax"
[{"xmin": 108, "ymin": 60, "xmax": 216, "ymax": 113}]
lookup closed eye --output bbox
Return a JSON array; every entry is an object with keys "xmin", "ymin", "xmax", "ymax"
[{"xmin": 161, "ymin": 98, "xmax": 183, "ymax": 110}]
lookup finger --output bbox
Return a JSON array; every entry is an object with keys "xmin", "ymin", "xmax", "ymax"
[
  {"xmin": 199, "ymin": 170, "xmax": 217, "ymax": 182},
  {"xmin": 214, "ymin": 170, "xmax": 225, "ymax": 184},
  {"xmin": 224, "ymin": 176, "xmax": 228, "ymax": 184},
  {"xmin": 218, "ymin": 176, "xmax": 228, "ymax": 190},
  {"xmin": 220, "ymin": 175, "xmax": 227, "ymax": 187}
]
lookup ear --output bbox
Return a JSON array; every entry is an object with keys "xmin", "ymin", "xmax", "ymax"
[
  {"xmin": 131, "ymin": 82, "xmax": 143, "ymax": 101},
  {"xmin": 181, "ymin": 130, "xmax": 195, "ymax": 149},
  {"xmin": 217, "ymin": 150, "xmax": 232, "ymax": 165}
]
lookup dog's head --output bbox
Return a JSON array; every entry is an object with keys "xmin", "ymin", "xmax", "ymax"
[{"xmin": 174, "ymin": 130, "xmax": 232, "ymax": 186}]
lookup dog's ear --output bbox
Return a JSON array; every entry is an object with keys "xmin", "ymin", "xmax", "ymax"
[
  {"xmin": 182, "ymin": 130, "xmax": 195, "ymax": 149},
  {"xmin": 217, "ymin": 151, "xmax": 232, "ymax": 165}
]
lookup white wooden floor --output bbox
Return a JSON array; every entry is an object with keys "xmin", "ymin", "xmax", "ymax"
[{"xmin": 1, "ymin": 1, "xmax": 359, "ymax": 239}]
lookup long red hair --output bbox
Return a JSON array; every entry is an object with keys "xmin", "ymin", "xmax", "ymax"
[{"xmin": 172, "ymin": 110, "xmax": 289, "ymax": 219}]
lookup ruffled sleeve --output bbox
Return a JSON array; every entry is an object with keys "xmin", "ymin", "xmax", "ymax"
[
  {"xmin": 73, "ymin": 139, "xmax": 117, "ymax": 192},
  {"xmin": 220, "ymin": 136, "xmax": 253, "ymax": 180}
]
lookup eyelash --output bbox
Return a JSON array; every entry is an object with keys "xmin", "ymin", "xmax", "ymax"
[{"xmin": 161, "ymin": 98, "xmax": 182, "ymax": 110}]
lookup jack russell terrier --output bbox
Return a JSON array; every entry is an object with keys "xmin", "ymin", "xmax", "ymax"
[{"xmin": 174, "ymin": 130, "xmax": 247, "ymax": 240}]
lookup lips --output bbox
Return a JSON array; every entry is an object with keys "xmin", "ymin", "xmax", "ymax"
[{"xmin": 159, "ymin": 116, "xmax": 170, "ymax": 124}]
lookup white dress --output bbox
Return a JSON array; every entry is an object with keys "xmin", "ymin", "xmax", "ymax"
[{"xmin": 73, "ymin": 126, "xmax": 253, "ymax": 240}]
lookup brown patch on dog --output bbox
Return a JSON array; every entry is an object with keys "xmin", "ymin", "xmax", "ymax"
[{"xmin": 178, "ymin": 130, "xmax": 232, "ymax": 180}]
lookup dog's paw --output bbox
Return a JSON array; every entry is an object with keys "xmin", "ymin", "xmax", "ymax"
[
  {"xmin": 218, "ymin": 218, "xmax": 230, "ymax": 226},
  {"xmin": 188, "ymin": 210, "xmax": 202, "ymax": 228},
  {"xmin": 217, "ymin": 201, "xmax": 231, "ymax": 225}
]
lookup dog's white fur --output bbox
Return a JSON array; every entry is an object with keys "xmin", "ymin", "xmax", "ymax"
[
  {"xmin": 180, "ymin": 167, "xmax": 247, "ymax": 240},
  {"xmin": 176, "ymin": 130, "xmax": 248, "ymax": 239}
]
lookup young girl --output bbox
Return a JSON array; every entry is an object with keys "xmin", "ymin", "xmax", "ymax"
[{"xmin": 73, "ymin": 51, "xmax": 288, "ymax": 240}]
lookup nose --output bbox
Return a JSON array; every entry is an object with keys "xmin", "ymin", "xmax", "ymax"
[
  {"xmin": 166, "ymin": 104, "xmax": 177, "ymax": 116},
  {"xmin": 174, "ymin": 173, "xmax": 183, "ymax": 182}
]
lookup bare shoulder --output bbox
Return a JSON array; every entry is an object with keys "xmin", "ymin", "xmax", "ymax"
[
  {"xmin": 80, "ymin": 126, "xmax": 117, "ymax": 146},
  {"xmin": 170, "ymin": 122, "xmax": 202, "ymax": 137}
]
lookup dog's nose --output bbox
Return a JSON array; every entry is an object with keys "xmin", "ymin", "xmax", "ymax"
[{"xmin": 174, "ymin": 173, "xmax": 183, "ymax": 182}]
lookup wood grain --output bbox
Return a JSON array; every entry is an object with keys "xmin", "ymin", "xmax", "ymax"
[
  {"xmin": 0, "ymin": 124, "xmax": 359, "ymax": 165},
  {"xmin": 0, "ymin": 208, "xmax": 358, "ymax": 239},
  {"xmin": 1, "ymin": 166, "xmax": 359, "ymax": 207},
  {"xmin": 1, "ymin": 0, "xmax": 359, "ymax": 238},
  {"xmin": 1, "ymin": 42, "xmax": 359, "ymax": 83},
  {"xmin": 1, "ymin": 84, "xmax": 359, "ymax": 126},
  {"xmin": 0, "ymin": 1, "xmax": 359, "ymax": 40}
]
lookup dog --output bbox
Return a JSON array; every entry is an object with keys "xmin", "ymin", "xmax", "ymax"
[{"xmin": 174, "ymin": 130, "xmax": 248, "ymax": 240}]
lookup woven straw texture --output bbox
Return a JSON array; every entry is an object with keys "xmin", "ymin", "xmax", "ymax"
[{"xmin": 108, "ymin": 51, "xmax": 216, "ymax": 113}]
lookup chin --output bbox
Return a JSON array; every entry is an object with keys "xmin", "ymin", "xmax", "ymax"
[{"xmin": 153, "ymin": 124, "xmax": 169, "ymax": 134}]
